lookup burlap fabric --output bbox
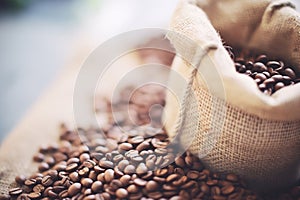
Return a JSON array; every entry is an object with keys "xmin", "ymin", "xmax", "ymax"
[{"xmin": 164, "ymin": 0, "xmax": 300, "ymax": 191}]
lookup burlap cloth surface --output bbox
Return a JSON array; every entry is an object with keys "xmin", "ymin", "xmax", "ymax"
[{"xmin": 164, "ymin": 0, "xmax": 300, "ymax": 191}]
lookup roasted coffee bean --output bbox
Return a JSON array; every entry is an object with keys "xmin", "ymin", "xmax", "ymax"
[
  {"xmin": 146, "ymin": 180, "xmax": 159, "ymax": 191},
  {"xmin": 118, "ymin": 159, "xmax": 130, "ymax": 171},
  {"xmin": 136, "ymin": 163, "xmax": 148, "ymax": 175},
  {"xmin": 124, "ymin": 165, "xmax": 136, "ymax": 174},
  {"xmin": 78, "ymin": 167, "xmax": 90, "ymax": 176},
  {"xmin": 38, "ymin": 162, "xmax": 50, "ymax": 172},
  {"xmin": 148, "ymin": 191, "xmax": 163, "ymax": 199},
  {"xmin": 15, "ymin": 175, "xmax": 26, "ymax": 185},
  {"xmin": 116, "ymin": 188, "xmax": 128, "ymax": 198},
  {"xmin": 187, "ymin": 170, "xmax": 200, "ymax": 179},
  {"xmin": 53, "ymin": 152, "xmax": 67, "ymax": 162},
  {"xmin": 47, "ymin": 170, "xmax": 58, "ymax": 180},
  {"xmin": 33, "ymin": 184, "xmax": 45, "ymax": 193},
  {"xmin": 9, "ymin": 187, "xmax": 23, "ymax": 196},
  {"xmin": 25, "ymin": 178, "xmax": 37, "ymax": 186},
  {"xmin": 16, "ymin": 194, "xmax": 30, "ymax": 200},
  {"xmin": 80, "ymin": 153, "xmax": 90, "ymax": 162},
  {"xmin": 81, "ymin": 178, "xmax": 93, "ymax": 187},
  {"xmin": 267, "ymin": 61, "xmax": 281, "ymax": 69},
  {"xmin": 104, "ymin": 169, "xmax": 115, "ymax": 182},
  {"xmin": 99, "ymin": 160, "xmax": 114, "ymax": 169},
  {"xmin": 66, "ymin": 157, "xmax": 80, "ymax": 165},
  {"xmin": 68, "ymin": 182, "xmax": 81, "ymax": 196},
  {"xmin": 27, "ymin": 192, "xmax": 41, "ymax": 199},
  {"xmin": 127, "ymin": 184, "xmax": 139, "ymax": 193},
  {"xmin": 221, "ymin": 185, "xmax": 235, "ymax": 195},
  {"xmin": 33, "ymin": 153, "xmax": 45, "ymax": 162},
  {"xmin": 136, "ymin": 141, "xmax": 151, "ymax": 151},
  {"xmin": 226, "ymin": 174, "xmax": 239, "ymax": 182},
  {"xmin": 119, "ymin": 142, "xmax": 133, "ymax": 151},
  {"xmin": 128, "ymin": 135, "xmax": 144, "ymax": 144},
  {"xmin": 66, "ymin": 163, "xmax": 78, "ymax": 172},
  {"xmin": 41, "ymin": 175, "xmax": 53, "ymax": 187},
  {"xmin": 91, "ymin": 181, "xmax": 103, "ymax": 193},
  {"xmin": 69, "ymin": 171, "xmax": 79, "ymax": 182},
  {"xmin": 133, "ymin": 178, "xmax": 147, "ymax": 186}
]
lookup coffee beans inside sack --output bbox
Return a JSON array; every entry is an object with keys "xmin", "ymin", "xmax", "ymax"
[
  {"xmin": 227, "ymin": 48, "xmax": 300, "ymax": 95},
  {"xmin": 164, "ymin": 0, "xmax": 300, "ymax": 193}
]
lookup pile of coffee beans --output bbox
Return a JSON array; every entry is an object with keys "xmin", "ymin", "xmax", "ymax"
[
  {"xmin": 228, "ymin": 48, "xmax": 300, "ymax": 95},
  {"xmin": 6, "ymin": 82, "xmax": 300, "ymax": 200},
  {"xmin": 8, "ymin": 124, "xmax": 261, "ymax": 200}
]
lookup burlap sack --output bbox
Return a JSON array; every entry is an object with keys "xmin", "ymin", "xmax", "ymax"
[{"xmin": 164, "ymin": 0, "xmax": 300, "ymax": 191}]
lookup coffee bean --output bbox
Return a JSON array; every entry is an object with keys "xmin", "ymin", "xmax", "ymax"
[
  {"xmin": 131, "ymin": 155, "xmax": 143, "ymax": 162},
  {"xmin": 155, "ymin": 168, "xmax": 168, "ymax": 177},
  {"xmin": 81, "ymin": 178, "xmax": 93, "ymax": 187},
  {"xmin": 15, "ymin": 175, "xmax": 26, "ymax": 185},
  {"xmin": 124, "ymin": 165, "xmax": 136, "ymax": 174},
  {"xmin": 200, "ymin": 183, "xmax": 210, "ymax": 194},
  {"xmin": 284, "ymin": 68, "xmax": 296, "ymax": 79},
  {"xmin": 33, "ymin": 153, "xmax": 45, "ymax": 162},
  {"xmin": 253, "ymin": 62, "xmax": 267, "ymax": 72},
  {"xmin": 26, "ymin": 192, "xmax": 41, "ymax": 199},
  {"xmin": 212, "ymin": 195, "xmax": 226, "ymax": 200},
  {"xmin": 56, "ymin": 190, "xmax": 67, "ymax": 198},
  {"xmin": 226, "ymin": 174, "xmax": 239, "ymax": 182},
  {"xmin": 99, "ymin": 160, "xmax": 114, "ymax": 169},
  {"xmin": 83, "ymin": 160, "xmax": 96, "ymax": 169},
  {"xmin": 148, "ymin": 191, "xmax": 163, "ymax": 199},
  {"xmin": 166, "ymin": 174, "xmax": 179, "ymax": 182},
  {"xmin": 133, "ymin": 178, "xmax": 147, "ymax": 186},
  {"xmin": 53, "ymin": 152, "xmax": 67, "ymax": 162},
  {"xmin": 41, "ymin": 175, "xmax": 53, "ymax": 187},
  {"xmin": 127, "ymin": 184, "xmax": 139, "ymax": 193},
  {"xmin": 9, "ymin": 187, "xmax": 23, "ymax": 196},
  {"xmin": 68, "ymin": 183, "xmax": 81, "ymax": 196},
  {"xmin": 187, "ymin": 170, "xmax": 200, "ymax": 179},
  {"xmin": 79, "ymin": 153, "xmax": 91, "ymax": 163},
  {"xmin": 129, "ymin": 135, "xmax": 144, "ymax": 144},
  {"xmin": 146, "ymin": 180, "xmax": 159, "ymax": 191},
  {"xmin": 211, "ymin": 186, "xmax": 221, "ymax": 195},
  {"xmin": 221, "ymin": 185, "xmax": 235, "ymax": 195},
  {"xmin": 66, "ymin": 157, "xmax": 80, "ymax": 165},
  {"xmin": 104, "ymin": 169, "xmax": 115, "ymax": 182},
  {"xmin": 16, "ymin": 194, "xmax": 30, "ymax": 200},
  {"xmin": 91, "ymin": 181, "xmax": 103, "ymax": 193},
  {"xmin": 267, "ymin": 61, "xmax": 281, "ymax": 69},
  {"xmin": 38, "ymin": 162, "xmax": 50, "ymax": 172},
  {"xmin": 136, "ymin": 163, "xmax": 148, "ymax": 175},
  {"xmin": 116, "ymin": 188, "xmax": 128, "ymax": 198},
  {"xmin": 52, "ymin": 185, "xmax": 64, "ymax": 193},
  {"xmin": 113, "ymin": 154, "xmax": 124, "ymax": 163},
  {"xmin": 119, "ymin": 142, "xmax": 133, "ymax": 151},
  {"xmin": 65, "ymin": 163, "xmax": 78, "ymax": 172},
  {"xmin": 207, "ymin": 179, "xmax": 218, "ymax": 186},
  {"xmin": 25, "ymin": 178, "xmax": 37, "ymax": 186},
  {"xmin": 68, "ymin": 171, "xmax": 79, "ymax": 182},
  {"xmin": 136, "ymin": 141, "xmax": 150, "ymax": 151},
  {"xmin": 33, "ymin": 184, "xmax": 45, "ymax": 193}
]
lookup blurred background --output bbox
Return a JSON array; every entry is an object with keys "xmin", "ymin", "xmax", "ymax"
[
  {"xmin": 0, "ymin": 0, "xmax": 299, "ymax": 143},
  {"xmin": 0, "ymin": 0, "xmax": 177, "ymax": 142}
]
